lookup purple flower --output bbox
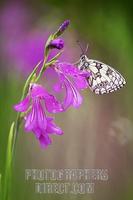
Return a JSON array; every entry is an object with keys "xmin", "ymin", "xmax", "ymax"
[
  {"xmin": 58, "ymin": 20, "xmax": 70, "ymax": 32},
  {"xmin": 14, "ymin": 83, "xmax": 63, "ymax": 148},
  {"xmin": 49, "ymin": 39, "xmax": 64, "ymax": 50},
  {"xmin": 52, "ymin": 62, "xmax": 90, "ymax": 110}
]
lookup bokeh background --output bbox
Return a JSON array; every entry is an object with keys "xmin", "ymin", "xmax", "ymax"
[{"xmin": 0, "ymin": 0, "xmax": 133, "ymax": 199}]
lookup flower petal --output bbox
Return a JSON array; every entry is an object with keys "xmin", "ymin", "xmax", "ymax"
[
  {"xmin": 24, "ymin": 105, "xmax": 36, "ymax": 131},
  {"xmin": 46, "ymin": 117, "xmax": 63, "ymax": 135},
  {"xmin": 14, "ymin": 96, "xmax": 30, "ymax": 112},
  {"xmin": 57, "ymin": 62, "xmax": 90, "ymax": 90},
  {"xmin": 25, "ymin": 99, "xmax": 47, "ymax": 132},
  {"xmin": 31, "ymin": 83, "xmax": 49, "ymax": 99},
  {"xmin": 33, "ymin": 127, "xmax": 42, "ymax": 138},
  {"xmin": 57, "ymin": 62, "xmax": 79, "ymax": 76},
  {"xmin": 30, "ymin": 83, "xmax": 63, "ymax": 113},
  {"xmin": 73, "ymin": 75, "xmax": 89, "ymax": 89},
  {"xmin": 45, "ymin": 95, "xmax": 63, "ymax": 113},
  {"xmin": 39, "ymin": 134, "xmax": 52, "ymax": 148},
  {"xmin": 66, "ymin": 81, "xmax": 82, "ymax": 108},
  {"xmin": 63, "ymin": 81, "xmax": 73, "ymax": 109},
  {"xmin": 60, "ymin": 75, "xmax": 82, "ymax": 109}
]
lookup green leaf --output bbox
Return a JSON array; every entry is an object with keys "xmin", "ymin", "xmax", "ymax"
[
  {"xmin": 3, "ymin": 122, "xmax": 15, "ymax": 200},
  {"xmin": 46, "ymin": 50, "xmax": 63, "ymax": 65}
]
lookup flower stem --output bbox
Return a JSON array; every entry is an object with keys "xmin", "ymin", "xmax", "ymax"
[
  {"xmin": 35, "ymin": 57, "xmax": 47, "ymax": 82},
  {"xmin": 12, "ymin": 61, "xmax": 42, "ymax": 155},
  {"xmin": 3, "ymin": 21, "xmax": 68, "ymax": 199},
  {"xmin": 2, "ymin": 60, "xmax": 43, "ymax": 200},
  {"xmin": 21, "ymin": 60, "xmax": 43, "ymax": 99},
  {"xmin": 0, "ymin": 174, "xmax": 2, "ymax": 199}
]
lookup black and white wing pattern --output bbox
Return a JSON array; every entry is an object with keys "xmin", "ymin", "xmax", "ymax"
[
  {"xmin": 87, "ymin": 59, "xmax": 126, "ymax": 94},
  {"xmin": 79, "ymin": 57, "xmax": 126, "ymax": 95}
]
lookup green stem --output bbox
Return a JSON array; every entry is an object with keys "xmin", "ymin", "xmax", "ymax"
[
  {"xmin": 21, "ymin": 60, "xmax": 42, "ymax": 100},
  {"xmin": 36, "ymin": 50, "xmax": 63, "ymax": 82},
  {"xmin": 35, "ymin": 45, "xmax": 50, "ymax": 82},
  {"xmin": 11, "ymin": 50, "xmax": 62, "ymax": 156},
  {"xmin": 36, "ymin": 33, "xmax": 63, "ymax": 82},
  {"xmin": 0, "ymin": 174, "xmax": 2, "ymax": 199},
  {"xmin": 2, "ymin": 61, "xmax": 42, "ymax": 200},
  {"xmin": 11, "ymin": 24, "xmax": 65, "ymax": 159},
  {"xmin": 46, "ymin": 50, "xmax": 63, "ymax": 64},
  {"xmin": 35, "ymin": 60, "xmax": 47, "ymax": 82},
  {"xmin": 3, "ymin": 24, "xmax": 66, "ymax": 200},
  {"xmin": 11, "ymin": 60, "xmax": 42, "ymax": 158}
]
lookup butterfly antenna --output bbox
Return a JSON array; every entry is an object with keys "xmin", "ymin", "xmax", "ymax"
[
  {"xmin": 85, "ymin": 43, "xmax": 89, "ymax": 54},
  {"xmin": 76, "ymin": 40, "xmax": 85, "ymax": 55}
]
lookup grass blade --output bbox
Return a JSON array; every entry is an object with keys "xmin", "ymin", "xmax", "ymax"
[{"xmin": 3, "ymin": 122, "xmax": 15, "ymax": 200}]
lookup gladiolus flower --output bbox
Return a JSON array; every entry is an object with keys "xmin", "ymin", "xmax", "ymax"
[
  {"xmin": 14, "ymin": 83, "xmax": 63, "ymax": 148},
  {"xmin": 52, "ymin": 62, "xmax": 91, "ymax": 110}
]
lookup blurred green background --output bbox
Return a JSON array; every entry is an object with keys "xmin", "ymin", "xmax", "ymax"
[{"xmin": 0, "ymin": 0, "xmax": 133, "ymax": 199}]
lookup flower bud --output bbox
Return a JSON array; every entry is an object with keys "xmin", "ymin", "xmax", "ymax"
[
  {"xmin": 58, "ymin": 20, "xmax": 70, "ymax": 32},
  {"xmin": 54, "ymin": 20, "xmax": 70, "ymax": 38},
  {"xmin": 49, "ymin": 38, "xmax": 64, "ymax": 50}
]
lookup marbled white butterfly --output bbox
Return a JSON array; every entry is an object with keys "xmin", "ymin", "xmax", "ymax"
[{"xmin": 77, "ymin": 44, "xmax": 126, "ymax": 95}]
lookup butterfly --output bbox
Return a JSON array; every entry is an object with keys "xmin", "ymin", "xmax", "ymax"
[{"xmin": 77, "ymin": 43, "xmax": 126, "ymax": 95}]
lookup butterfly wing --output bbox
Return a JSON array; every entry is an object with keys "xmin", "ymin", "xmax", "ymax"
[{"xmin": 86, "ymin": 59, "xmax": 126, "ymax": 95}]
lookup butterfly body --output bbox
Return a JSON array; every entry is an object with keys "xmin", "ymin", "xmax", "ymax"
[{"xmin": 78, "ymin": 55, "xmax": 126, "ymax": 95}]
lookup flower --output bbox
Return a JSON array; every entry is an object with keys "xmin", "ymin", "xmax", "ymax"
[
  {"xmin": 58, "ymin": 20, "xmax": 70, "ymax": 32},
  {"xmin": 48, "ymin": 38, "xmax": 64, "ymax": 50},
  {"xmin": 51, "ymin": 62, "xmax": 91, "ymax": 110},
  {"xmin": 14, "ymin": 83, "xmax": 63, "ymax": 148}
]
